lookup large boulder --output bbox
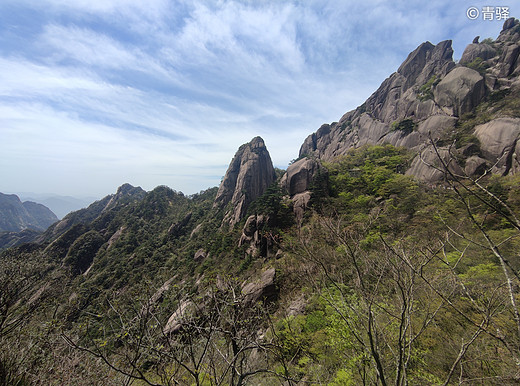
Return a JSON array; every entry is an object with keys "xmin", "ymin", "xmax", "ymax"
[
  {"xmin": 280, "ymin": 158, "xmax": 327, "ymax": 196},
  {"xmin": 241, "ymin": 268, "xmax": 277, "ymax": 305},
  {"xmin": 299, "ymin": 40, "xmax": 456, "ymax": 162},
  {"xmin": 460, "ymin": 43, "xmax": 496, "ymax": 65},
  {"xmin": 238, "ymin": 215, "xmax": 272, "ymax": 257},
  {"xmin": 406, "ymin": 145, "xmax": 464, "ymax": 182},
  {"xmin": 214, "ymin": 137, "xmax": 276, "ymax": 227},
  {"xmin": 474, "ymin": 118, "xmax": 520, "ymax": 174},
  {"xmin": 298, "ymin": 21, "xmax": 520, "ymax": 183},
  {"xmin": 434, "ymin": 67, "xmax": 486, "ymax": 116},
  {"xmin": 497, "ymin": 44, "xmax": 520, "ymax": 77},
  {"xmin": 163, "ymin": 299, "xmax": 196, "ymax": 335}
]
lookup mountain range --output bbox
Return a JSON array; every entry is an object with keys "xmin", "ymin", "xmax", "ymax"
[
  {"xmin": 1, "ymin": 18, "xmax": 520, "ymax": 386},
  {"xmin": 16, "ymin": 193, "xmax": 98, "ymax": 219},
  {"xmin": 0, "ymin": 192, "xmax": 57, "ymax": 232}
]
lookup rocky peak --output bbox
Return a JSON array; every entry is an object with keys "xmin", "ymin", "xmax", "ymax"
[
  {"xmin": 214, "ymin": 137, "xmax": 276, "ymax": 227},
  {"xmin": 397, "ymin": 40, "xmax": 454, "ymax": 91},
  {"xmin": 102, "ymin": 183, "xmax": 146, "ymax": 212},
  {"xmin": 299, "ymin": 20, "xmax": 520, "ymax": 182}
]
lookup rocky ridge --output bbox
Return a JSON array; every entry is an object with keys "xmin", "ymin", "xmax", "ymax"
[
  {"xmin": 299, "ymin": 18, "xmax": 520, "ymax": 182},
  {"xmin": 0, "ymin": 192, "xmax": 58, "ymax": 232},
  {"xmin": 42, "ymin": 183, "xmax": 146, "ymax": 242}
]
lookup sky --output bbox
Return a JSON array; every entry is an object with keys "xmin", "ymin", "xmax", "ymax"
[{"xmin": 0, "ymin": 0, "xmax": 515, "ymax": 199}]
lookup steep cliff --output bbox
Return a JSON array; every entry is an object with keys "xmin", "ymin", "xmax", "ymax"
[
  {"xmin": 214, "ymin": 136, "xmax": 276, "ymax": 227},
  {"xmin": 300, "ymin": 18, "xmax": 520, "ymax": 182}
]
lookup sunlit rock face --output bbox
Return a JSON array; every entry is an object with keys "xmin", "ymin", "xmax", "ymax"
[{"xmin": 214, "ymin": 136, "xmax": 276, "ymax": 227}]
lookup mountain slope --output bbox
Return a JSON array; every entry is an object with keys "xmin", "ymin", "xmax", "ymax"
[
  {"xmin": 0, "ymin": 192, "xmax": 58, "ymax": 232},
  {"xmin": 2, "ymin": 19, "xmax": 520, "ymax": 386}
]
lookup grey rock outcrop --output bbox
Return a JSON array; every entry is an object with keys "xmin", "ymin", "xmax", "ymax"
[
  {"xmin": 460, "ymin": 43, "xmax": 496, "ymax": 64},
  {"xmin": 102, "ymin": 183, "xmax": 146, "ymax": 213},
  {"xmin": 298, "ymin": 18, "xmax": 520, "ymax": 182},
  {"xmin": 241, "ymin": 267, "xmax": 277, "ymax": 305},
  {"xmin": 280, "ymin": 158, "xmax": 327, "ymax": 196},
  {"xmin": 214, "ymin": 137, "xmax": 276, "ymax": 227},
  {"xmin": 163, "ymin": 299, "xmax": 195, "ymax": 335},
  {"xmin": 299, "ymin": 40, "xmax": 456, "ymax": 162},
  {"xmin": 194, "ymin": 248, "xmax": 207, "ymax": 262},
  {"xmin": 433, "ymin": 67, "xmax": 486, "ymax": 116},
  {"xmin": 280, "ymin": 157, "xmax": 328, "ymax": 219},
  {"xmin": 474, "ymin": 118, "xmax": 520, "ymax": 174},
  {"xmin": 239, "ymin": 214, "xmax": 275, "ymax": 257}
]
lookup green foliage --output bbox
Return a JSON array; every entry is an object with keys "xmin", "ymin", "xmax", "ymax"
[
  {"xmin": 390, "ymin": 118, "xmax": 416, "ymax": 134},
  {"xmin": 326, "ymin": 145, "xmax": 413, "ymax": 207},
  {"xmin": 247, "ymin": 183, "xmax": 294, "ymax": 229},
  {"xmin": 3, "ymin": 133, "xmax": 520, "ymax": 385},
  {"xmin": 418, "ymin": 75, "xmax": 439, "ymax": 101},
  {"xmin": 464, "ymin": 56, "xmax": 489, "ymax": 75},
  {"xmin": 62, "ymin": 230, "xmax": 104, "ymax": 275}
]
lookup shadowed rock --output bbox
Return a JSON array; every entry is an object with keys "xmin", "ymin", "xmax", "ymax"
[{"xmin": 241, "ymin": 268, "xmax": 277, "ymax": 305}]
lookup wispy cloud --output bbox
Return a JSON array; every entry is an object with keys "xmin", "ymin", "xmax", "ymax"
[{"xmin": 0, "ymin": 0, "xmax": 511, "ymax": 197}]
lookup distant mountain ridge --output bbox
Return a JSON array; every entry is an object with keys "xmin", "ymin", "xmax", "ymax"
[
  {"xmin": 0, "ymin": 192, "xmax": 58, "ymax": 232},
  {"xmin": 17, "ymin": 194, "xmax": 97, "ymax": 220}
]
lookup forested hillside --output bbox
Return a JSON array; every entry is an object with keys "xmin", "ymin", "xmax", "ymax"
[{"xmin": 2, "ymin": 18, "xmax": 520, "ymax": 386}]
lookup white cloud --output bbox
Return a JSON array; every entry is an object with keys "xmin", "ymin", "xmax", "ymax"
[{"xmin": 0, "ymin": 0, "xmax": 512, "ymax": 197}]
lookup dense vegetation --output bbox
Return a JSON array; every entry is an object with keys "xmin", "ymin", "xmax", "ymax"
[{"xmin": 2, "ymin": 142, "xmax": 520, "ymax": 385}]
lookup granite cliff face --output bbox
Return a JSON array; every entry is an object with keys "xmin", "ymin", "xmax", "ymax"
[
  {"xmin": 214, "ymin": 136, "xmax": 276, "ymax": 227},
  {"xmin": 300, "ymin": 18, "xmax": 520, "ymax": 182}
]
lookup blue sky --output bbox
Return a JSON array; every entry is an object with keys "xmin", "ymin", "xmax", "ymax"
[{"xmin": 0, "ymin": 0, "xmax": 513, "ymax": 198}]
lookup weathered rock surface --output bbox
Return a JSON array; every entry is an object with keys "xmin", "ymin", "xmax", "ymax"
[
  {"xmin": 102, "ymin": 183, "xmax": 147, "ymax": 213},
  {"xmin": 465, "ymin": 156, "xmax": 488, "ymax": 176},
  {"xmin": 194, "ymin": 248, "xmax": 207, "ymax": 262},
  {"xmin": 280, "ymin": 158, "xmax": 327, "ymax": 196},
  {"xmin": 299, "ymin": 40, "xmax": 456, "ymax": 162},
  {"xmin": 298, "ymin": 18, "xmax": 520, "ymax": 182},
  {"xmin": 107, "ymin": 226, "xmax": 124, "ymax": 250},
  {"xmin": 291, "ymin": 192, "xmax": 312, "ymax": 221},
  {"xmin": 168, "ymin": 212, "xmax": 192, "ymax": 238},
  {"xmin": 406, "ymin": 145, "xmax": 464, "ymax": 182},
  {"xmin": 214, "ymin": 137, "xmax": 276, "ymax": 227},
  {"xmin": 474, "ymin": 118, "xmax": 520, "ymax": 174},
  {"xmin": 433, "ymin": 67, "xmax": 486, "ymax": 116},
  {"xmin": 460, "ymin": 43, "xmax": 496, "ymax": 64},
  {"xmin": 241, "ymin": 268, "xmax": 277, "ymax": 305},
  {"xmin": 239, "ymin": 214, "xmax": 274, "ymax": 257},
  {"xmin": 163, "ymin": 299, "xmax": 195, "ymax": 335}
]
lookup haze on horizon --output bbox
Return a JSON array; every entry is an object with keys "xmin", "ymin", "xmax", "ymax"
[{"xmin": 0, "ymin": 0, "xmax": 511, "ymax": 199}]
